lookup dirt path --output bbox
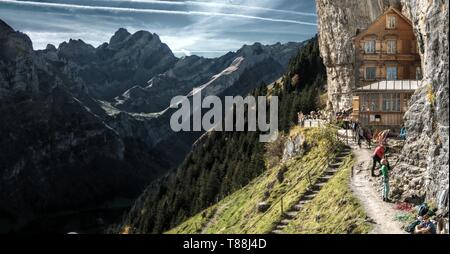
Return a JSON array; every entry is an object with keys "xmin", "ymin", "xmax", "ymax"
[
  {"xmin": 201, "ymin": 201, "xmax": 230, "ymax": 234},
  {"xmin": 339, "ymin": 130, "xmax": 405, "ymax": 234}
]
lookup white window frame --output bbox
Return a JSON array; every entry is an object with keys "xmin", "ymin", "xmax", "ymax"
[
  {"xmin": 387, "ymin": 15, "xmax": 397, "ymax": 29},
  {"xmin": 386, "ymin": 66, "xmax": 398, "ymax": 80},
  {"xmin": 382, "ymin": 93, "xmax": 401, "ymax": 112},
  {"xmin": 387, "ymin": 40, "xmax": 397, "ymax": 54},
  {"xmin": 365, "ymin": 67, "xmax": 377, "ymax": 80},
  {"xmin": 364, "ymin": 40, "xmax": 376, "ymax": 54}
]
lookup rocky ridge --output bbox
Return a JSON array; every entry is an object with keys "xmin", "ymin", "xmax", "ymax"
[{"xmin": 0, "ymin": 19, "xmax": 303, "ymax": 232}]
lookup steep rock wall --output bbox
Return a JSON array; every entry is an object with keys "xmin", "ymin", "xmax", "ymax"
[{"xmin": 393, "ymin": 0, "xmax": 449, "ymax": 206}]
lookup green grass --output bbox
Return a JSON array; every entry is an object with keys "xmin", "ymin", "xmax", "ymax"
[
  {"xmin": 283, "ymin": 156, "xmax": 372, "ymax": 234},
  {"xmin": 166, "ymin": 127, "xmax": 356, "ymax": 234}
]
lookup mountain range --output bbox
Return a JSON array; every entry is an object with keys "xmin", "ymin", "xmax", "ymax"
[{"xmin": 0, "ymin": 18, "xmax": 303, "ymax": 233}]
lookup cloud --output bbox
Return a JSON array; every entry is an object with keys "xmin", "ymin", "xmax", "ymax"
[
  {"xmin": 179, "ymin": 49, "xmax": 192, "ymax": 56},
  {"xmin": 102, "ymin": 0, "xmax": 317, "ymax": 16},
  {"xmin": 0, "ymin": 0, "xmax": 317, "ymax": 25},
  {"xmin": 0, "ymin": 0, "xmax": 318, "ymax": 57}
]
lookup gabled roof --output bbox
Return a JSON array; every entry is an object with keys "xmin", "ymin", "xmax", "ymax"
[{"xmin": 353, "ymin": 7, "xmax": 412, "ymax": 40}]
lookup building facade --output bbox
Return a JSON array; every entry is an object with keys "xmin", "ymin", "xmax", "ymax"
[
  {"xmin": 353, "ymin": 7, "xmax": 422, "ymax": 88},
  {"xmin": 351, "ymin": 7, "xmax": 422, "ymax": 130},
  {"xmin": 352, "ymin": 81, "xmax": 420, "ymax": 130}
]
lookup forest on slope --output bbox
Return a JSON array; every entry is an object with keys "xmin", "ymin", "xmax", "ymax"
[{"xmin": 114, "ymin": 36, "xmax": 327, "ymax": 234}]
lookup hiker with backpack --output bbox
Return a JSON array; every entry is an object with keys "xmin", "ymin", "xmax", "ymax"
[
  {"xmin": 379, "ymin": 159, "xmax": 390, "ymax": 202},
  {"xmin": 371, "ymin": 144, "xmax": 385, "ymax": 177},
  {"xmin": 414, "ymin": 212, "xmax": 437, "ymax": 234},
  {"xmin": 405, "ymin": 203, "xmax": 439, "ymax": 234}
]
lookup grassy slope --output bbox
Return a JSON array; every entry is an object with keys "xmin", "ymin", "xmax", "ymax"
[
  {"xmin": 283, "ymin": 156, "xmax": 372, "ymax": 234},
  {"xmin": 166, "ymin": 127, "xmax": 370, "ymax": 234}
]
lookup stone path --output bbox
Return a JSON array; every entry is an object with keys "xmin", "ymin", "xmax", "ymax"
[
  {"xmin": 341, "ymin": 130, "xmax": 406, "ymax": 234},
  {"xmin": 270, "ymin": 147, "xmax": 352, "ymax": 234}
]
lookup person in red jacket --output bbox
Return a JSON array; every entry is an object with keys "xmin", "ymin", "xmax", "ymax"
[{"xmin": 371, "ymin": 144, "xmax": 385, "ymax": 177}]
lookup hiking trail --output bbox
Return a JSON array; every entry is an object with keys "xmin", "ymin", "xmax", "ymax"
[
  {"xmin": 201, "ymin": 201, "xmax": 230, "ymax": 234},
  {"xmin": 340, "ymin": 130, "xmax": 406, "ymax": 234},
  {"xmin": 270, "ymin": 146, "xmax": 352, "ymax": 234}
]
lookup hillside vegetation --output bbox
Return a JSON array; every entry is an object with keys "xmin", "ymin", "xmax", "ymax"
[
  {"xmin": 167, "ymin": 127, "xmax": 371, "ymax": 234},
  {"xmin": 115, "ymin": 37, "xmax": 329, "ymax": 234},
  {"xmin": 283, "ymin": 156, "xmax": 372, "ymax": 234},
  {"xmin": 166, "ymin": 127, "xmax": 337, "ymax": 233}
]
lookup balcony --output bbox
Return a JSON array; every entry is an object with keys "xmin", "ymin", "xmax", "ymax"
[{"xmin": 358, "ymin": 50, "xmax": 420, "ymax": 61}]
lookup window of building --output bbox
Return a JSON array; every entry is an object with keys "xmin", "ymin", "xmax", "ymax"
[
  {"xmin": 360, "ymin": 94, "xmax": 379, "ymax": 112},
  {"xmin": 370, "ymin": 93, "xmax": 379, "ymax": 111},
  {"xmin": 364, "ymin": 40, "xmax": 376, "ymax": 54},
  {"xmin": 382, "ymin": 93, "xmax": 401, "ymax": 112},
  {"xmin": 360, "ymin": 95, "xmax": 368, "ymax": 112},
  {"xmin": 365, "ymin": 67, "xmax": 377, "ymax": 80},
  {"xmin": 361, "ymin": 94, "xmax": 381, "ymax": 112},
  {"xmin": 387, "ymin": 40, "xmax": 397, "ymax": 54},
  {"xmin": 387, "ymin": 15, "xmax": 397, "ymax": 29},
  {"xmin": 416, "ymin": 66, "xmax": 423, "ymax": 80},
  {"xmin": 386, "ymin": 66, "xmax": 398, "ymax": 80},
  {"xmin": 403, "ymin": 93, "xmax": 412, "ymax": 111}
]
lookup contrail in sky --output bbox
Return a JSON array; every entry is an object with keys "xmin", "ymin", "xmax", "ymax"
[{"xmin": 0, "ymin": 0, "xmax": 317, "ymax": 26}]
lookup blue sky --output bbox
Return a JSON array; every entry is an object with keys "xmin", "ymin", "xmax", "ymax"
[{"xmin": 0, "ymin": 0, "xmax": 317, "ymax": 57}]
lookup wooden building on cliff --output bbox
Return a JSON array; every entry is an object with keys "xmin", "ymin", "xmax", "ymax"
[{"xmin": 351, "ymin": 7, "xmax": 422, "ymax": 130}]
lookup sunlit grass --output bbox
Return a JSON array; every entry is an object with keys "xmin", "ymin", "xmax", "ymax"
[{"xmin": 166, "ymin": 127, "xmax": 360, "ymax": 234}]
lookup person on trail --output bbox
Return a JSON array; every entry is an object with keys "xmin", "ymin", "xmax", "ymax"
[
  {"xmin": 352, "ymin": 120, "xmax": 359, "ymax": 141},
  {"xmin": 365, "ymin": 128, "xmax": 373, "ymax": 149},
  {"xmin": 399, "ymin": 126, "xmax": 407, "ymax": 140},
  {"xmin": 376, "ymin": 129, "xmax": 390, "ymax": 145},
  {"xmin": 298, "ymin": 112, "xmax": 304, "ymax": 127},
  {"xmin": 356, "ymin": 127, "xmax": 361, "ymax": 148},
  {"xmin": 358, "ymin": 126, "xmax": 364, "ymax": 149},
  {"xmin": 414, "ymin": 213, "xmax": 437, "ymax": 234},
  {"xmin": 380, "ymin": 159, "xmax": 390, "ymax": 202},
  {"xmin": 371, "ymin": 144, "xmax": 385, "ymax": 177}
]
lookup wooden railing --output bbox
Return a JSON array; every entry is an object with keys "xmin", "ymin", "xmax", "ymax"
[{"xmin": 248, "ymin": 126, "xmax": 343, "ymax": 232}]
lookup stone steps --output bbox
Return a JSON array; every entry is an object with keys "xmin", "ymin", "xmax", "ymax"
[
  {"xmin": 324, "ymin": 169, "xmax": 338, "ymax": 176},
  {"xmin": 316, "ymin": 175, "xmax": 334, "ymax": 182},
  {"xmin": 269, "ymin": 147, "xmax": 352, "ymax": 234},
  {"xmin": 329, "ymin": 162, "xmax": 343, "ymax": 168},
  {"xmin": 275, "ymin": 224, "xmax": 287, "ymax": 230},
  {"xmin": 292, "ymin": 204, "xmax": 303, "ymax": 211},
  {"xmin": 284, "ymin": 211, "xmax": 299, "ymax": 219},
  {"xmin": 279, "ymin": 219, "xmax": 291, "ymax": 225}
]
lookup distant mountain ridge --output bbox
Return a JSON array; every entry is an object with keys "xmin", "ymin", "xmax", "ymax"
[{"xmin": 0, "ymin": 18, "xmax": 304, "ymax": 233}]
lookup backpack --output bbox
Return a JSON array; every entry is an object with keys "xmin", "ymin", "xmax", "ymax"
[
  {"xmin": 418, "ymin": 203, "xmax": 429, "ymax": 217},
  {"xmin": 405, "ymin": 220, "xmax": 421, "ymax": 233}
]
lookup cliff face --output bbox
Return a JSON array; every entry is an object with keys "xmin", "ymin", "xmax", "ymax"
[
  {"xmin": 394, "ymin": 0, "xmax": 449, "ymax": 205},
  {"xmin": 317, "ymin": 0, "xmax": 449, "ymax": 206},
  {"xmin": 316, "ymin": 0, "xmax": 401, "ymax": 111},
  {"xmin": 0, "ymin": 20, "xmax": 170, "ymax": 233}
]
